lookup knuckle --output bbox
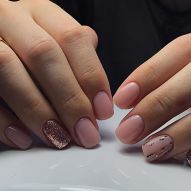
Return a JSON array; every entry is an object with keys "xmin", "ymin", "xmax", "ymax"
[
  {"xmin": 79, "ymin": 66, "xmax": 104, "ymax": 89},
  {"xmin": 142, "ymin": 63, "xmax": 160, "ymax": 84},
  {"xmin": 82, "ymin": 26, "xmax": 98, "ymax": 47},
  {"xmin": 26, "ymin": 39, "xmax": 58, "ymax": 63},
  {"xmin": 60, "ymin": 91, "xmax": 91, "ymax": 115},
  {"xmin": 0, "ymin": 45, "xmax": 16, "ymax": 69},
  {"xmin": 150, "ymin": 93, "xmax": 174, "ymax": 113},
  {"xmin": 60, "ymin": 26, "xmax": 98, "ymax": 47},
  {"xmin": 22, "ymin": 98, "xmax": 43, "ymax": 114}
]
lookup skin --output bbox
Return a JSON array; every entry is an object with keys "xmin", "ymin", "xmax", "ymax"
[
  {"xmin": 114, "ymin": 34, "xmax": 191, "ymax": 162},
  {"xmin": 0, "ymin": 0, "xmax": 190, "ymax": 164},
  {"xmin": 0, "ymin": 0, "xmax": 113, "ymax": 149}
]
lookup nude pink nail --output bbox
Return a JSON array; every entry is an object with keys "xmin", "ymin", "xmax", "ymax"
[
  {"xmin": 116, "ymin": 115, "xmax": 144, "ymax": 143},
  {"xmin": 75, "ymin": 118, "xmax": 101, "ymax": 148},
  {"xmin": 142, "ymin": 135, "xmax": 174, "ymax": 162},
  {"xmin": 113, "ymin": 82, "xmax": 140, "ymax": 108},
  {"xmin": 93, "ymin": 91, "xmax": 114, "ymax": 120},
  {"xmin": 5, "ymin": 126, "xmax": 32, "ymax": 150}
]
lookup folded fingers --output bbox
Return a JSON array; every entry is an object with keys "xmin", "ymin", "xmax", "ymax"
[
  {"xmin": 0, "ymin": 37, "xmax": 71, "ymax": 149},
  {"xmin": 26, "ymin": 0, "xmax": 113, "ymax": 120},
  {"xmin": 0, "ymin": 1, "xmax": 106, "ymax": 149}
]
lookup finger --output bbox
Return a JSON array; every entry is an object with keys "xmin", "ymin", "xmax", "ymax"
[
  {"xmin": 173, "ymin": 151, "xmax": 187, "ymax": 161},
  {"xmin": 116, "ymin": 62, "xmax": 191, "ymax": 144},
  {"xmin": 113, "ymin": 34, "xmax": 191, "ymax": 109},
  {"xmin": 0, "ymin": 2, "xmax": 100, "ymax": 148},
  {"xmin": 142, "ymin": 114, "xmax": 191, "ymax": 163},
  {"xmin": 0, "ymin": 36, "xmax": 71, "ymax": 149},
  {"xmin": 24, "ymin": 0, "xmax": 113, "ymax": 119},
  {"xmin": 0, "ymin": 106, "xmax": 32, "ymax": 150}
]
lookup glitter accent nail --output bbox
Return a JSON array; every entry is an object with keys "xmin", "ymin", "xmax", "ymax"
[
  {"xmin": 142, "ymin": 135, "xmax": 174, "ymax": 162},
  {"xmin": 42, "ymin": 120, "xmax": 71, "ymax": 149},
  {"xmin": 186, "ymin": 151, "xmax": 191, "ymax": 167}
]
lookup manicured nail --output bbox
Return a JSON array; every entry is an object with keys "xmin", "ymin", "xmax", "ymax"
[
  {"xmin": 93, "ymin": 91, "xmax": 114, "ymax": 120},
  {"xmin": 74, "ymin": 118, "xmax": 101, "ymax": 148},
  {"xmin": 186, "ymin": 151, "xmax": 191, "ymax": 167},
  {"xmin": 5, "ymin": 125, "xmax": 32, "ymax": 150},
  {"xmin": 116, "ymin": 115, "xmax": 144, "ymax": 143},
  {"xmin": 42, "ymin": 120, "xmax": 71, "ymax": 149},
  {"xmin": 113, "ymin": 82, "xmax": 140, "ymax": 108},
  {"xmin": 142, "ymin": 135, "xmax": 174, "ymax": 162}
]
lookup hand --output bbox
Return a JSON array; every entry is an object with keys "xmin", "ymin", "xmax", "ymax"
[
  {"xmin": 0, "ymin": 0, "xmax": 113, "ymax": 150},
  {"xmin": 114, "ymin": 34, "xmax": 191, "ymax": 165}
]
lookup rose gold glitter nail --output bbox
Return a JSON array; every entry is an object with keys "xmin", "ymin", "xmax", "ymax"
[
  {"xmin": 186, "ymin": 151, "xmax": 191, "ymax": 167},
  {"xmin": 42, "ymin": 120, "xmax": 71, "ymax": 149}
]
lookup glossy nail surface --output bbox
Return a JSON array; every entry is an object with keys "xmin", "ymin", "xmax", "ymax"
[
  {"xmin": 116, "ymin": 115, "xmax": 144, "ymax": 143},
  {"xmin": 142, "ymin": 135, "xmax": 174, "ymax": 162},
  {"xmin": 93, "ymin": 91, "xmax": 114, "ymax": 120},
  {"xmin": 114, "ymin": 82, "xmax": 140, "ymax": 108},
  {"xmin": 75, "ymin": 118, "xmax": 100, "ymax": 148},
  {"xmin": 42, "ymin": 120, "xmax": 71, "ymax": 149},
  {"xmin": 5, "ymin": 125, "xmax": 32, "ymax": 150}
]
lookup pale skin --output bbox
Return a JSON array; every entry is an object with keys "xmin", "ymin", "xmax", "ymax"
[{"xmin": 0, "ymin": 0, "xmax": 191, "ymax": 164}]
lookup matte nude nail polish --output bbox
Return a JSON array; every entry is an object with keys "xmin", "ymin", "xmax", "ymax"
[
  {"xmin": 74, "ymin": 118, "xmax": 100, "ymax": 148},
  {"xmin": 113, "ymin": 82, "xmax": 140, "ymax": 108},
  {"xmin": 5, "ymin": 125, "xmax": 32, "ymax": 150},
  {"xmin": 42, "ymin": 120, "xmax": 71, "ymax": 149},
  {"xmin": 93, "ymin": 91, "xmax": 114, "ymax": 120},
  {"xmin": 142, "ymin": 135, "xmax": 174, "ymax": 162},
  {"xmin": 116, "ymin": 115, "xmax": 144, "ymax": 143}
]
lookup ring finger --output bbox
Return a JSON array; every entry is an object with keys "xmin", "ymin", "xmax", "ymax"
[{"xmin": 142, "ymin": 114, "xmax": 191, "ymax": 166}]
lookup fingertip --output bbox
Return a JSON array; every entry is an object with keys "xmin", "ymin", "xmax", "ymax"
[
  {"xmin": 116, "ymin": 115, "xmax": 144, "ymax": 144},
  {"xmin": 93, "ymin": 91, "xmax": 114, "ymax": 120},
  {"xmin": 113, "ymin": 82, "xmax": 140, "ymax": 109}
]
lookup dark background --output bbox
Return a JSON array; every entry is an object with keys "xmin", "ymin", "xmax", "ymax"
[{"xmin": 53, "ymin": 0, "xmax": 191, "ymax": 93}]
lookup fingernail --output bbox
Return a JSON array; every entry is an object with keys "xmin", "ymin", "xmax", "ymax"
[
  {"xmin": 93, "ymin": 91, "xmax": 114, "ymax": 120},
  {"xmin": 5, "ymin": 125, "xmax": 32, "ymax": 150},
  {"xmin": 116, "ymin": 115, "xmax": 144, "ymax": 143},
  {"xmin": 42, "ymin": 120, "xmax": 71, "ymax": 149},
  {"xmin": 74, "ymin": 118, "xmax": 101, "ymax": 148},
  {"xmin": 113, "ymin": 82, "xmax": 140, "ymax": 108},
  {"xmin": 186, "ymin": 151, "xmax": 191, "ymax": 167},
  {"xmin": 142, "ymin": 135, "xmax": 174, "ymax": 162}
]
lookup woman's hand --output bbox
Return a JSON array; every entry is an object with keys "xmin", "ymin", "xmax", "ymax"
[
  {"xmin": 0, "ymin": 0, "xmax": 113, "ymax": 150},
  {"xmin": 114, "ymin": 34, "xmax": 191, "ymax": 165}
]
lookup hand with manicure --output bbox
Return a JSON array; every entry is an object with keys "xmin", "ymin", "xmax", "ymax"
[
  {"xmin": 0, "ymin": 0, "xmax": 113, "ymax": 150},
  {"xmin": 114, "ymin": 34, "xmax": 191, "ymax": 166}
]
